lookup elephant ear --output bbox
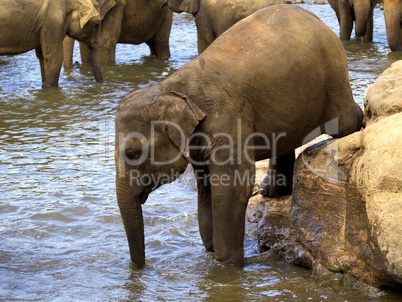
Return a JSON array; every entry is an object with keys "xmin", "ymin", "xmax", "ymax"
[
  {"xmin": 153, "ymin": 91, "xmax": 206, "ymax": 157},
  {"xmin": 99, "ymin": 0, "xmax": 117, "ymax": 19},
  {"xmin": 179, "ymin": 0, "xmax": 199, "ymax": 15},
  {"xmin": 77, "ymin": 0, "xmax": 101, "ymax": 28}
]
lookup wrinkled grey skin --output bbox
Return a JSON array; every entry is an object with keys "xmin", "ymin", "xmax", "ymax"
[
  {"xmin": 115, "ymin": 5, "xmax": 363, "ymax": 268},
  {"xmin": 383, "ymin": 0, "xmax": 402, "ymax": 51},
  {"xmin": 328, "ymin": 0, "xmax": 378, "ymax": 42},
  {"xmin": 0, "ymin": 0, "xmax": 105, "ymax": 87},
  {"xmin": 64, "ymin": 0, "xmax": 173, "ymax": 67},
  {"xmin": 163, "ymin": 0, "xmax": 283, "ymax": 53}
]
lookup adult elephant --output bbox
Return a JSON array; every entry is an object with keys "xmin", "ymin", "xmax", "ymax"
[
  {"xmin": 0, "ymin": 0, "xmax": 112, "ymax": 87},
  {"xmin": 162, "ymin": 0, "xmax": 284, "ymax": 53},
  {"xmin": 115, "ymin": 5, "xmax": 363, "ymax": 268},
  {"xmin": 328, "ymin": 0, "xmax": 378, "ymax": 42},
  {"xmin": 383, "ymin": 0, "xmax": 402, "ymax": 51},
  {"xmin": 64, "ymin": 0, "xmax": 173, "ymax": 67}
]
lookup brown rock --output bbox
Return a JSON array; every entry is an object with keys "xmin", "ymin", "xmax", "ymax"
[
  {"xmin": 349, "ymin": 113, "xmax": 402, "ymax": 287},
  {"xmin": 363, "ymin": 60, "xmax": 402, "ymax": 127},
  {"xmin": 247, "ymin": 61, "xmax": 402, "ymax": 289},
  {"xmin": 251, "ymin": 114, "xmax": 402, "ymax": 289}
]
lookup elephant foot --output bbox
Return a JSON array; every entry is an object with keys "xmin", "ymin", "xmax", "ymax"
[
  {"xmin": 205, "ymin": 246, "xmax": 214, "ymax": 253},
  {"xmin": 257, "ymin": 172, "xmax": 292, "ymax": 197},
  {"xmin": 215, "ymin": 254, "xmax": 244, "ymax": 267}
]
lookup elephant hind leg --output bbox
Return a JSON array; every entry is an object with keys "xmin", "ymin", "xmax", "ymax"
[
  {"xmin": 146, "ymin": 10, "xmax": 172, "ymax": 59},
  {"xmin": 194, "ymin": 165, "xmax": 214, "ymax": 252},
  {"xmin": 327, "ymin": 102, "xmax": 363, "ymax": 139},
  {"xmin": 323, "ymin": 57, "xmax": 363, "ymax": 138},
  {"xmin": 258, "ymin": 152, "xmax": 295, "ymax": 197}
]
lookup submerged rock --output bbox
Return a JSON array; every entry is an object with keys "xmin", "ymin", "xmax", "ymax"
[{"xmin": 248, "ymin": 61, "xmax": 402, "ymax": 291}]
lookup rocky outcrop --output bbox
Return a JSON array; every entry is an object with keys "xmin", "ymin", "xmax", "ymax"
[{"xmin": 249, "ymin": 60, "xmax": 402, "ymax": 291}]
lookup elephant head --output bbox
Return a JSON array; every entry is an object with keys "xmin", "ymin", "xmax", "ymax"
[
  {"xmin": 163, "ymin": 0, "xmax": 199, "ymax": 15},
  {"xmin": 65, "ymin": 0, "xmax": 117, "ymax": 82},
  {"xmin": 115, "ymin": 91, "xmax": 205, "ymax": 267}
]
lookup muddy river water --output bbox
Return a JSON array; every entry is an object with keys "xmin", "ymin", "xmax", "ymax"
[{"xmin": 1, "ymin": 4, "xmax": 402, "ymax": 301}]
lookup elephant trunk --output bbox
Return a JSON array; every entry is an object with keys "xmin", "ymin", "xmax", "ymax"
[
  {"xmin": 116, "ymin": 177, "xmax": 147, "ymax": 268},
  {"xmin": 119, "ymin": 198, "xmax": 146, "ymax": 268},
  {"xmin": 89, "ymin": 24, "xmax": 103, "ymax": 82},
  {"xmin": 354, "ymin": 0, "xmax": 371, "ymax": 37},
  {"xmin": 63, "ymin": 36, "xmax": 75, "ymax": 68}
]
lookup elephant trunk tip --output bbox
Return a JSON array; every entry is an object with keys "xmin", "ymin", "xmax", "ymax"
[
  {"xmin": 130, "ymin": 256, "xmax": 146, "ymax": 269},
  {"xmin": 94, "ymin": 72, "xmax": 104, "ymax": 83}
]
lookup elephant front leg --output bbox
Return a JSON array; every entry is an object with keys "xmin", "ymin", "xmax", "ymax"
[
  {"xmin": 42, "ymin": 51, "xmax": 63, "ymax": 87},
  {"xmin": 39, "ymin": 27, "xmax": 64, "ymax": 87},
  {"xmin": 362, "ymin": 9, "xmax": 374, "ymax": 43},
  {"xmin": 99, "ymin": 4, "xmax": 124, "ymax": 65},
  {"xmin": 146, "ymin": 10, "xmax": 172, "ymax": 59},
  {"xmin": 35, "ymin": 48, "xmax": 45, "ymax": 84},
  {"xmin": 338, "ymin": 2, "xmax": 354, "ymax": 41},
  {"xmin": 193, "ymin": 165, "xmax": 214, "ymax": 252},
  {"xmin": 209, "ymin": 163, "xmax": 254, "ymax": 266},
  {"xmin": 258, "ymin": 152, "xmax": 295, "ymax": 197}
]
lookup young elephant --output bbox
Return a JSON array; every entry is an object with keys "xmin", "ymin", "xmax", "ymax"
[
  {"xmin": 383, "ymin": 0, "xmax": 402, "ymax": 51},
  {"xmin": 115, "ymin": 5, "xmax": 363, "ymax": 268},
  {"xmin": 0, "ymin": 0, "xmax": 112, "ymax": 87},
  {"xmin": 163, "ymin": 0, "xmax": 283, "ymax": 53},
  {"xmin": 64, "ymin": 0, "xmax": 173, "ymax": 67},
  {"xmin": 328, "ymin": 0, "xmax": 378, "ymax": 42}
]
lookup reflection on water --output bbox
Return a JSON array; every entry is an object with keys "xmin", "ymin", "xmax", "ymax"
[{"xmin": 1, "ymin": 6, "xmax": 402, "ymax": 301}]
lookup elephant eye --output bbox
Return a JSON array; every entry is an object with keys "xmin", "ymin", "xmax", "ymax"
[{"xmin": 125, "ymin": 150, "xmax": 141, "ymax": 161}]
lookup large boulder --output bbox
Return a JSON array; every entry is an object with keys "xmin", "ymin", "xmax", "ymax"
[
  {"xmin": 363, "ymin": 60, "xmax": 402, "ymax": 127},
  {"xmin": 249, "ymin": 61, "xmax": 402, "ymax": 290},
  {"xmin": 349, "ymin": 114, "xmax": 402, "ymax": 286}
]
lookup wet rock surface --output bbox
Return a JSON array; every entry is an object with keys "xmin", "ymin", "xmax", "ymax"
[{"xmin": 247, "ymin": 61, "xmax": 402, "ymax": 291}]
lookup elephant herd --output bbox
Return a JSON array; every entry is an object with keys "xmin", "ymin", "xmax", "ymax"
[
  {"xmin": 0, "ymin": 0, "xmax": 401, "ymax": 87},
  {"xmin": 329, "ymin": 0, "xmax": 402, "ymax": 51},
  {"xmin": 0, "ymin": 0, "xmax": 398, "ymax": 268}
]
